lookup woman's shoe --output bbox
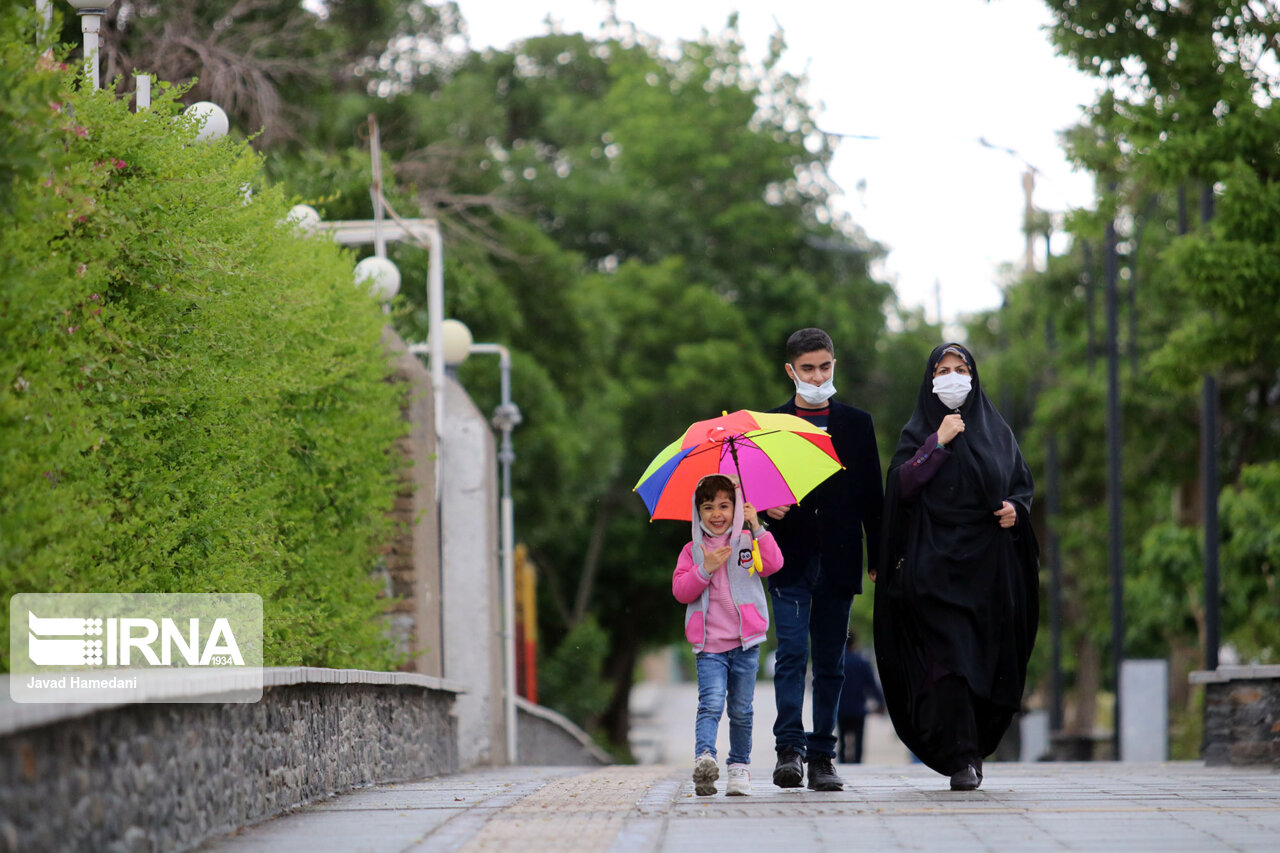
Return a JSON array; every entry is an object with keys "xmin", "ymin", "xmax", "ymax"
[{"xmin": 949, "ymin": 764, "xmax": 981, "ymax": 791}]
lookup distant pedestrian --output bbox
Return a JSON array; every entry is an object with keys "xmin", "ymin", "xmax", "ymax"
[
  {"xmin": 672, "ymin": 474, "xmax": 783, "ymax": 796},
  {"xmin": 837, "ymin": 632, "xmax": 884, "ymax": 764},
  {"xmin": 765, "ymin": 328, "xmax": 883, "ymax": 791},
  {"xmin": 873, "ymin": 343, "xmax": 1039, "ymax": 791}
]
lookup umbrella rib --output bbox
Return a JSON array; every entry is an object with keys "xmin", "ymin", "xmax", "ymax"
[{"xmin": 682, "ymin": 429, "xmax": 782, "ymax": 457}]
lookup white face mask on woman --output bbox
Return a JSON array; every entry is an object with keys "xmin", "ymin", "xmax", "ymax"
[{"xmin": 932, "ymin": 372, "xmax": 972, "ymax": 410}]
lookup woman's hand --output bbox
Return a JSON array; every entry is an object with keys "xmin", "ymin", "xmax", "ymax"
[
  {"xmin": 704, "ymin": 545, "xmax": 732, "ymax": 573},
  {"xmin": 766, "ymin": 505, "xmax": 791, "ymax": 521},
  {"xmin": 743, "ymin": 502, "xmax": 761, "ymax": 531},
  {"xmin": 994, "ymin": 500, "xmax": 1017, "ymax": 528},
  {"xmin": 938, "ymin": 413, "xmax": 965, "ymax": 445},
  {"xmin": 868, "ymin": 568, "xmax": 878, "ymax": 583}
]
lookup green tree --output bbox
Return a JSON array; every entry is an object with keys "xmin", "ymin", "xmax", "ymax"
[
  {"xmin": 0, "ymin": 19, "xmax": 406, "ymax": 669},
  {"xmin": 1046, "ymin": 1, "xmax": 1280, "ymax": 378},
  {"xmin": 956, "ymin": 3, "xmax": 1280, "ymax": 743}
]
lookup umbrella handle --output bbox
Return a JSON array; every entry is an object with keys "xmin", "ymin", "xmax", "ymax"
[{"xmin": 727, "ymin": 436, "xmax": 747, "ymax": 496}]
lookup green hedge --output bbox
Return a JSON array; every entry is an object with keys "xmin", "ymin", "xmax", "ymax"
[{"xmin": 0, "ymin": 13, "xmax": 408, "ymax": 670}]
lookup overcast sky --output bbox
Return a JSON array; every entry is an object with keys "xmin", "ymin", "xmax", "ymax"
[{"xmin": 451, "ymin": 0, "xmax": 1103, "ymax": 325}]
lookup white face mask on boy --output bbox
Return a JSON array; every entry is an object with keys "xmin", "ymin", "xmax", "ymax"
[
  {"xmin": 787, "ymin": 365, "xmax": 837, "ymax": 406},
  {"xmin": 932, "ymin": 372, "xmax": 972, "ymax": 410}
]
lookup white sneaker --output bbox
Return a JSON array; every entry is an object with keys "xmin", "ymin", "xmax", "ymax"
[
  {"xmin": 693, "ymin": 752, "xmax": 719, "ymax": 796},
  {"xmin": 726, "ymin": 764, "xmax": 752, "ymax": 796}
]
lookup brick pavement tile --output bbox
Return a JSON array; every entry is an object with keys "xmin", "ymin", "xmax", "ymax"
[
  {"xmin": 198, "ymin": 807, "xmax": 471, "ymax": 853},
  {"xmin": 425, "ymin": 766, "xmax": 673, "ymax": 853}
]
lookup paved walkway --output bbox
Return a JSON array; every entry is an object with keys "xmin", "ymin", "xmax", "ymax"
[
  {"xmin": 200, "ymin": 762, "xmax": 1280, "ymax": 852},
  {"xmin": 628, "ymin": 679, "xmax": 911, "ymax": 767}
]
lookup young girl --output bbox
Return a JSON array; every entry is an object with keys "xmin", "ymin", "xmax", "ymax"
[{"xmin": 672, "ymin": 474, "xmax": 783, "ymax": 796}]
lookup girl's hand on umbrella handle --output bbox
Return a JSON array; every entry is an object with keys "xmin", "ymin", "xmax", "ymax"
[
  {"xmin": 766, "ymin": 505, "xmax": 791, "ymax": 521},
  {"xmin": 705, "ymin": 546, "xmax": 731, "ymax": 573},
  {"xmin": 742, "ymin": 503, "xmax": 761, "ymax": 531}
]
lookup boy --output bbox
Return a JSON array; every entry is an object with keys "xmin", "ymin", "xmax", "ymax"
[{"xmin": 764, "ymin": 328, "xmax": 883, "ymax": 791}]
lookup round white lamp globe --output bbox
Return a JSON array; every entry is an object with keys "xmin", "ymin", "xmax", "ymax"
[
  {"xmin": 286, "ymin": 204, "xmax": 322, "ymax": 234},
  {"xmin": 353, "ymin": 256, "xmax": 401, "ymax": 301},
  {"xmin": 183, "ymin": 101, "xmax": 229, "ymax": 142},
  {"xmin": 439, "ymin": 319, "xmax": 474, "ymax": 367}
]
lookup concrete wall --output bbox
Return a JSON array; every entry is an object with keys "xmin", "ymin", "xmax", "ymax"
[
  {"xmin": 441, "ymin": 377, "xmax": 506, "ymax": 768},
  {"xmin": 0, "ymin": 668, "xmax": 464, "ymax": 853},
  {"xmin": 1120, "ymin": 659, "xmax": 1169, "ymax": 762},
  {"xmin": 515, "ymin": 697, "xmax": 611, "ymax": 766},
  {"xmin": 1191, "ymin": 664, "xmax": 1280, "ymax": 767}
]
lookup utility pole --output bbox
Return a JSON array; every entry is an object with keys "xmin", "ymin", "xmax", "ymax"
[
  {"xmin": 1105, "ymin": 194, "xmax": 1124, "ymax": 760},
  {"xmin": 1200, "ymin": 186, "xmax": 1220, "ymax": 672},
  {"xmin": 1045, "ymin": 232, "xmax": 1064, "ymax": 735},
  {"xmin": 1026, "ymin": 167, "xmax": 1064, "ymax": 732},
  {"xmin": 1023, "ymin": 170, "xmax": 1037, "ymax": 275}
]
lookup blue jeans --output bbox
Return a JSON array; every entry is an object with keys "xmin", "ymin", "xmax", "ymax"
[
  {"xmin": 694, "ymin": 646, "xmax": 760, "ymax": 765},
  {"xmin": 771, "ymin": 581, "xmax": 854, "ymax": 759}
]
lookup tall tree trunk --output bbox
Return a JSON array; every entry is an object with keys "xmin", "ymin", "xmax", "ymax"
[
  {"xmin": 599, "ymin": 614, "xmax": 639, "ymax": 751},
  {"xmin": 573, "ymin": 488, "xmax": 618, "ymax": 626},
  {"xmin": 1070, "ymin": 626, "xmax": 1100, "ymax": 735},
  {"xmin": 1184, "ymin": 582, "xmax": 1207, "ymax": 709},
  {"xmin": 1168, "ymin": 632, "xmax": 1201, "ymax": 714},
  {"xmin": 530, "ymin": 543, "xmax": 573, "ymax": 628}
]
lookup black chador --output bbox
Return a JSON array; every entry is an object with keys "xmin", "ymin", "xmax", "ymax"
[{"xmin": 874, "ymin": 343, "xmax": 1039, "ymax": 779}]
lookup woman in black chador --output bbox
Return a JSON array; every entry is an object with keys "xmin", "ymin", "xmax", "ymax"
[{"xmin": 873, "ymin": 343, "xmax": 1039, "ymax": 791}]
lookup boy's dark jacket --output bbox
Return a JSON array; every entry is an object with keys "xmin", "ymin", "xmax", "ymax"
[{"xmin": 767, "ymin": 398, "xmax": 883, "ymax": 595}]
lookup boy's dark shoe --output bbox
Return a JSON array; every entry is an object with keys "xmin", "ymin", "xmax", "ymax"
[
  {"xmin": 806, "ymin": 753, "xmax": 845, "ymax": 791},
  {"xmin": 772, "ymin": 747, "xmax": 804, "ymax": 788}
]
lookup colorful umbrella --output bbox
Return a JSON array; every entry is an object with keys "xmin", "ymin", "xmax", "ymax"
[{"xmin": 634, "ymin": 409, "xmax": 843, "ymax": 521}]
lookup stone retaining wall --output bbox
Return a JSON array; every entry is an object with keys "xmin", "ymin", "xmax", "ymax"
[
  {"xmin": 0, "ymin": 668, "xmax": 464, "ymax": 853},
  {"xmin": 515, "ymin": 697, "xmax": 611, "ymax": 766},
  {"xmin": 1190, "ymin": 664, "xmax": 1280, "ymax": 768}
]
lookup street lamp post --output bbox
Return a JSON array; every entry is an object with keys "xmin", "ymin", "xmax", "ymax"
[
  {"xmin": 469, "ymin": 342, "xmax": 522, "ymax": 767},
  {"xmin": 424, "ymin": 223, "xmax": 445, "ymax": 462},
  {"xmin": 37, "ymin": 0, "xmax": 53, "ymax": 41},
  {"xmin": 64, "ymin": 0, "xmax": 109, "ymax": 91}
]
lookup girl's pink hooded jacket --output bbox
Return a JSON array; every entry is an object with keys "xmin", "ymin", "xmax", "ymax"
[{"xmin": 672, "ymin": 477, "xmax": 783, "ymax": 653}]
